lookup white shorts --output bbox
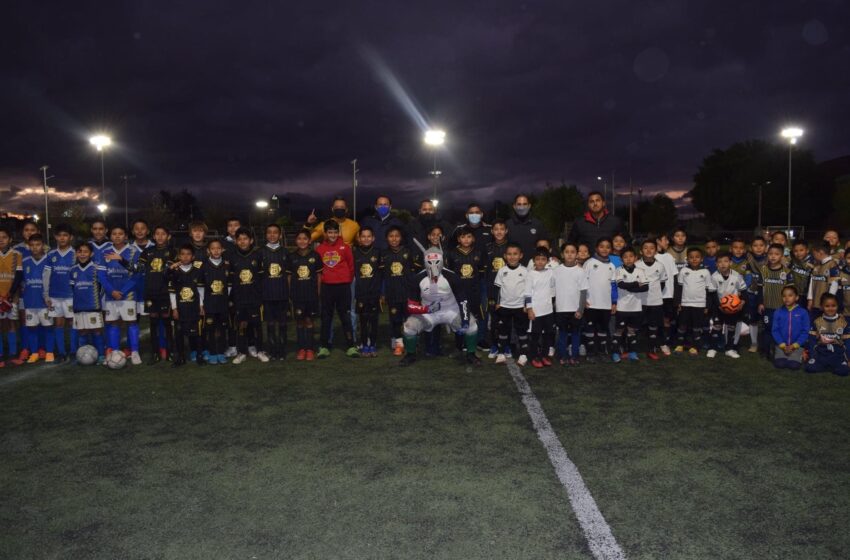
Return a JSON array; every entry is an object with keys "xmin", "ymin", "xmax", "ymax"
[
  {"xmin": 403, "ymin": 309, "xmax": 478, "ymax": 337},
  {"xmin": 25, "ymin": 308, "xmax": 52, "ymax": 327},
  {"xmin": 104, "ymin": 300, "xmax": 138, "ymax": 322},
  {"xmin": 74, "ymin": 312, "xmax": 104, "ymax": 330},
  {"xmin": 0, "ymin": 300, "xmax": 19, "ymax": 320},
  {"xmin": 48, "ymin": 298, "xmax": 74, "ymax": 319}
]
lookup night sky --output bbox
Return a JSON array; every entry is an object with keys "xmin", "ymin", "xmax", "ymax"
[{"xmin": 3, "ymin": 1, "xmax": 850, "ymax": 216}]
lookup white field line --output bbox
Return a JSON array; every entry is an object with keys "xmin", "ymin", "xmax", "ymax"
[{"xmin": 506, "ymin": 359, "xmax": 627, "ymax": 560}]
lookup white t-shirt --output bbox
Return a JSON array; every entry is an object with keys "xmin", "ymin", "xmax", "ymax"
[
  {"xmin": 615, "ymin": 266, "xmax": 648, "ymax": 313},
  {"xmin": 554, "ymin": 263, "xmax": 588, "ymax": 313},
  {"xmin": 656, "ymin": 252, "xmax": 678, "ymax": 300},
  {"xmin": 677, "ymin": 266, "xmax": 716, "ymax": 307},
  {"xmin": 525, "ymin": 268, "xmax": 555, "ymax": 316},
  {"xmin": 711, "ymin": 270, "xmax": 747, "ymax": 298},
  {"xmin": 494, "ymin": 264, "xmax": 528, "ymax": 309},
  {"xmin": 585, "ymin": 257, "xmax": 617, "ymax": 310},
  {"xmin": 635, "ymin": 258, "xmax": 668, "ymax": 307}
]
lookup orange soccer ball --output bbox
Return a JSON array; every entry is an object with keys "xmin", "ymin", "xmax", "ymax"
[{"xmin": 719, "ymin": 293, "xmax": 743, "ymax": 314}]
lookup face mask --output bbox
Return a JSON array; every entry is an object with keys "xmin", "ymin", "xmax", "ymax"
[
  {"xmin": 332, "ymin": 208, "xmax": 346, "ymax": 219},
  {"xmin": 467, "ymin": 213, "xmax": 482, "ymax": 225},
  {"xmin": 514, "ymin": 205, "xmax": 530, "ymax": 217},
  {"xmin": 376, "ymin": 205, "xmax": 390, "ymax": 218}
]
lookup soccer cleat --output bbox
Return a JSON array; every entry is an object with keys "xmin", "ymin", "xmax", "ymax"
[
  {"xmin": 232, "ymin": 353, "xmax": 247, "ymax": 364},
  {"xmin": 706, "ymin": 349, "xmax": 717, "ymax": 359},
  {"xmin": 317, "ymin": 347, "xmax": 331, "ymax": 358},
  {"xmin": 578, "ymin": 344, "xmax": 587, "ymax": 357},
  {"xmin": 541, "ymin": 357, "xmax": 552, "ymax": 367},
  {"xmin": 296, "ymin": 349, "xmax": 306, "ymax": 361},
  {"xmin": 248, "ymin": 346, "xmax": 258, "ymax": 358},
  {"xmin": 725, "ymin": 349, "xmax": 741, "ymax": 359},
  {"xmin": 494, "ymin": 353, "xmax": 507, "ymax": 365},
  {"xmin": 224, "ymin": 346, "xmax": 237, "ymax": 358},
  {"xmin": 688, "ymin": 347, "xmax": 699, "ymax": 356},
  {"xmin": 465, "ymin": 353, "xmax": 481, "ymax": 366},
  {"xmin": 585, "ymin": 355, "xmax": 597, "ymax": 364},
  {"xmin": 611, "ymin": 352, "xmax": 622, "ymax": 363},
  {"xmin": 488, "ymin": 346, "xmax": 499, "ymax": 359},
  {"xmin": 346, "ymin": 346, "xmax": 360, "ymax": 358},
  {"xmin": 748, "ymin": 345, "xmax": 758, "ymax": 353},
  {"xmin": 159, "ymin": 348, "xmax": 168, "ymax": 361},
  {"xmin": 256, "ymin": 351, "xmax": 270, "ymax": 363},
  {"xmin": 568, "ymin": 358, "xmax": 581, "ymax": 367},
  {"xmin": 130, "ymin": 352, "xmax": 142, "ymax": 365},
  {"xmin": 44, "ymin": 352, "xmax": 56, "ymax": 363},
  {"xmin": 38, "ymin": 348, "xmax": 46, "ymax": 359},
  {"xmin": 189, "ymin": 351, "xmax": 197, "ymax": 362},
  {"xmin": 18, "ymin": 349, "xmax": 30, "ymax": 361},
  {"xmin": 673, "ymin": 345, "xmax": 684, "ymax": 354},
  {"xmin": 27, "ymin": 353, "xmax": 40, "ymax": 364},
  {"xmin": 531, "ymin": 358, "xmax": 544, "ymax": 368},
  {"xmin": 627, "ymin": 352, "xmax": 639, "ymax": 362},
  {"xmin": 393, "ymin": 343, "xmax": 404, "ymax": 356},
  {"xmin": 97, "ymin": 356, "xmax": 106, "ymax": 365},
  {"xmin": 647, "ymin": 352, "xmax": 660, "ymax": 361},
  {"xmin": 399, "ymin": 354, "xmax": 417, "ymax": 367},
  {"xmin": 305, "ymin": 349, "xmax": 316, "ymax": 361},
  {"xmin": 517, "ymin": 354, "xmax": 528, "ymax": 366},
  {"xmin": 122, "ymin": 348, "xmax": 132, "ymax": 358},
  {"xmin": 504, "ymin": 349, "xmax": 513, "ymax": 359},
  {"xmin": 660, "ymin": 345, "xmax": 671, "ymax": 356}
]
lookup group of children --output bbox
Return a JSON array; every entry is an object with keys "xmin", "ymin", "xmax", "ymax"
[{"xmin": 0, "ymin": 213, "xmax": 848, "ymax": 375}]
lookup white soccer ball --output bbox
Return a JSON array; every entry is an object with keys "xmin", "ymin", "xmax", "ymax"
[
  {"xmin": 75, "ymin": 345, "xmax": 99, "ymax": 366},
  {"xmin": 106, "ymin": 350, "xmax": 128, "ymax": 370}
]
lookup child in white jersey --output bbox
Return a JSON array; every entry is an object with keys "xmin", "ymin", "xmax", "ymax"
[
  {"xmin": 493, "ymin": 243, "xmax": 530, "ymax": 366},
  {"xmin": 614, "ymin": 247, "xmax": 648, "ymax": 362},
  {"xmin": 709, "ymin": 252, "xmax": 747, "ymax": 358},
  {"xmin": 675, "ymin": 247, "xmax": 716, "ymax": 356},
  {"xmin": 635, "ymin": 239, "xmax": 668, "ymax": 360},
  {"xmin": 583, "ymin": 237, "xmax": 617, "ymax": 362},
  {"xmin": 655, "ymin": 232, "xmax": 679, "ymax": 355},
  {"xmin": 554, "ymin": 243, "xmax": 588, "ymax": 366},
  {"xmin": 525, "ymin": 248, "xmax": 556, "ymax": 368}
]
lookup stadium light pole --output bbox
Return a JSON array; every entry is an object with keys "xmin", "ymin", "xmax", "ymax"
[
  {"xmin": 753, "ymin": 180, "xmax": 771, "ymax": 232},
  {"xmin": 351, "ymin": 159, "xmax": 358, "ymax": 221},
  {"xmin": 40, "ymin": 165, "xmax": 54, "ymax": 247},
  {"xmin": 596, "ymin": 176, "xmax": 607, "ymax": 201},
  {"xmin": 424, "ymin": 129, "xmax": 445, "ymax": 203},
  {"xmin": 89, "ymin": 134, "xmax": 112, "ymax": 205},
  {"xmin": 120, "ymin": 174, "xmax": 136, "ymax": 230},
  {"xmin": 780, "ymin": 127, "xmax": 803, "ymax": 232}
]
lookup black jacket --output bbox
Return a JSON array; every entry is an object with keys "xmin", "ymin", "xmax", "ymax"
[
  {"xmin": 567, "ymin": 210, "xmax": 626, "ymax": 248},
  {"xmin": 360, "ymin": 213, "xmax": 406, "ymax": 250},
  {"xmin": 507, "ymin": 214, "xmax": 547, "ymax": 258}
]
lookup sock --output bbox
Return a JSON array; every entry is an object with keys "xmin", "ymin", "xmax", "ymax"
[
  {"xmin": 150, "ymin": 317, "xmax": 161, "ymax": 355},
  {"xmin": 93, "ymin": 334, "xmax": 105, "ymax": 356},
  {"xmin": 8, "ymin": 331, "xmax": 17, "ymax": 356},
  {"xmin": 158, "ymin": 320, "xmax": 166, "ymax": 350},
  {"xmin": 749, "ymin": 323, "xmax": 759, "ymax": 347},
  {"xmin": 37, "ymin": 325, "xmax": 46, "ymax": 351},
  {"xmin": 306, "ymin": 325, "xmax": 314, "ymax": 350},
  {"xmin": 79, "ymin": 334, "xmax": 90, "ymax": 347},
  {"xmin": 557, "ymin": 329, "xmax": 567, "ymax": 358},
  {"xmin": 164, "ymin": 318, "xmax": 174, "ymax": 357},
  {"xmin": 54, "ymin": 327, "xmax": 66, "ymax": 355},
  {"xmin": 465, "ymin": 333, "xmax": 477, "ymax": 354},
  {"xmin": 403, "ymin": 335, "xmax": 417, "ymax": 354},
  {"xmin": 107, "ymin": 324, "xmax": 121, "ymax": 350},
  {"xmin": 70, "ymin": 328, "xmax": 79, "ymax": 353},
  {"xmin": 0, "ymin": 332, "xmax": 4, "ymax": 357},
  {"xmin": 128, "ymin": 323, "xmax": 140, "ymax": 352},
  {"xmin": 28, "ymin": 328, "xmax": 39, "ymax": 353}
]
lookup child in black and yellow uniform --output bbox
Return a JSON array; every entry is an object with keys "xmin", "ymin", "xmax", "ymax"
[
  {"xmin": 756, "ymin": 243, "xmax": 793, "ymax": 359},
  {"xmin": 805, "ymin": 293, "xmax": 849, "ymax": 376},
  {"xmin": 168, "ymin": 244, "xmax": 205, "ymax": 367},
  {"xmin": 287, "ymin": 231, "xmax": 322, "ymax": 361},
  {"xmin": 201, "ymin": 239, "xmax": 229, "ymax": 364},
  {"xmin": 380, "ymin": 226, "xmax": 417, "ymax": 356},
  {"xmin": 353, "ymin": 226, "xmax": 382, "ymax": 356}
]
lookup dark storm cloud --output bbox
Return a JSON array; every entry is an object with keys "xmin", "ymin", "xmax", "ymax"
[{"xmin": 2, "ymin": 1, "xmax": 849, "ymax": 215}]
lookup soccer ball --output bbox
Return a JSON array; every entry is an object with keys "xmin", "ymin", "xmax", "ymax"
[
  {"xmin": 106, "ymin": 350, "xmax": 128, "ymax": 370},
  {"xmin": 719, "ymin": 293, "xmax": 744, "ymax": 314},
  {"xmin": 75, "ymin": 345, "xmax": 99, "ymax": 366}
]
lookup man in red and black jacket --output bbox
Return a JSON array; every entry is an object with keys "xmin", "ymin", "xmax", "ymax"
[{"xmin": 567, "ymin": 191, "xmax": 627, "ymax": 248}]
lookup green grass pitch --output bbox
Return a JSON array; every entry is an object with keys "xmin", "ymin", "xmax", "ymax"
[{"xmin": 2, "ymin": 339, "xmax": 849, "ymax": 559}]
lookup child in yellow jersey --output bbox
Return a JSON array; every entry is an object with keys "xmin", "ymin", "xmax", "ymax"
[{"xmin": 0, "ymin": 226, "xmax": 24, "ymax": 367}]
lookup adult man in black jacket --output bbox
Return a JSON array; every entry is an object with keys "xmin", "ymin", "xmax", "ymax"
[
  {"xmin": 407, "ymin": 199, "xmax": 450, "ymax": 250},
  {"xmin": 506, "ymin": 194, "xmax": 547, "ymax": 258},
  {"xmin": 567, "ymin": 191, "xmax": 627, "ymax": 248},
  {"xmin": 360, "ymin": 195, "xmax": 406, "ymax": 250}
]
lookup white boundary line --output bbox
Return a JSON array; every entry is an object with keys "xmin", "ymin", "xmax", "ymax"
[{"xmin": 506, "ymin": 359, "xmax": 627, "ymax": 560}]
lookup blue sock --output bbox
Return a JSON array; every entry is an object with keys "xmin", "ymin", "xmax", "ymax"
[
  {"xmin": 93, "ymin": 333, "xmax": 105, "ymax": 356},
  {"xmin": 128, "ymin": 323, "xmax": 140, "ymax": 353},
  {"xmin": 70, "ymin": 329, "xmax": 79, "ymax": 354},
  {"xmin": 42, "ymin": 326, "xmax": 55, "ymax": 353},
  {"xmin": 8, "ymin": 331, "xmax": 17, "ymax": 356},
  {"xmin": 38, "ymin": 325, "xmax": 46, "ymax": 351},
  {"xmin": 20, "ymin": 325, "xmax": 29, "ymax": 352},
  {"xmin": 557, "ymin": 330, "xmax": 567, "ymax": 357},
  {"xmin": 571, "ymin": 331, "xmax": 581, "ymax": 357},
  {"xmin": 107, "ymin": 324, "xmax": 121, "ymax": 350},
  {"xmin": 28, "ymin": 328, "xmax": 39, "ymax": 353},
  {"xmin": 54, "ymin": 326, "xmax": 66, "ymax": 355},
  {"xmin": 0, "ymin": 331, "xmax": 4, "ymax": 357},
  {"xmin": 78, "ymin": 333, "xmax": 89, "ymax": 347}
]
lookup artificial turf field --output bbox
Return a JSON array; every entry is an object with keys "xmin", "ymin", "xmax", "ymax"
[{"xmin": 2, "ymin": 336, "xmax": 849, "ymax": 559}]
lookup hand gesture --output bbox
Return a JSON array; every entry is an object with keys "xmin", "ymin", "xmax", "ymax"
[
  {"xmin": 306, "ymin": 208, "xmax": 317, "ymax": 225},
  {"xmin": 104, "ymin": 252, "xmax": 122, "ymax": 262},
  {"xmin": 111, "ymin": 290, "xmax": 123, "ymax": 300}
]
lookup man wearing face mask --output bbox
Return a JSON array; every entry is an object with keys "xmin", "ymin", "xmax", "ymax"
[
  {"xmin": 408, "ymin": 199, "xmax": 450, "ymax": 250},
  {"xmin": 361, "ymin": 195, "xmax": 405, "ymax": 250},
  {"xmin": 567, "ymin": 191, "xmax": 626, "ymax": 249},
  {"xmin": 451, "ymin": 203, "xmax": 491, "ymax": 247},
  {"xmin": 304, "ymin": 196, "xmax": 360, "ymax": 246},
  {"xmin": 507, "ymin": 194, "xmax": 546, "ymax": 258}
]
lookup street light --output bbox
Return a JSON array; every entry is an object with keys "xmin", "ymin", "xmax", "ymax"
[
  {"xmin": 97, "ymin": 203, "xmax": 108, "ymax": 217},
  {"xmin": 89, "ymin": 134, "xmax": 112, "ymax": 203},
  {"xmin": 424, "ymin": 129, "xmax": 446, "ymax": 202},
  {"xmin": 255, "ymin": 200, "xmax": 269, "ymax": 209},
  {"xmin": 780, "ymin": 126, "xmax": 804, "ymax": 232},
  {"xmin": 432, "ymin": 199, "xmax": 439, "ymax": 208}
]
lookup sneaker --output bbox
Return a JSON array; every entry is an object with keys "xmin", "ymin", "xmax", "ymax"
[
  {"xmin": 393, "ymin": 341, "xmax": 404, "ymax": 356},
  {"xmin": 256, "ymin": 351, "xmax": 270, "ymax": 363},
  {"xmin": 725, "ymin": 349, "xmax": 741, "ymax": 359},
  {"xmin": 171, "ymin": 358, "xmax": 185, "ymax": 368},
  {"xmin": 18, "ymin": 349, "xmax": 30, "ymax": 361},
  {"xmin": 504, "ymin": 349, "xmax": 513, "ymax": 359},
  {"xmin": 159, "ymin": 348, "xmax": 168, "ymax": 361},
  {"xmin": 190, "ymin": 351, "xmax": 197, "ymax": 362},
  {"xmin": 38, "ymin": 348, "xmax": 46, "ymax": 359},
  {"xmin": 27, "ymin": 353, "xmax": 40, "ymax": 364},
  {"xmin": 466, "ymin": 353, "xmax": 482, "ymax": 366},
  {"xmin": 346, "ymin": 346, "xmax": 360, "ymax": 358},
  {"xmin": 688, "ymin": 348, "xmax": 699, "ymax": 356},
  {"xmin": 647, "ymin": 352, "xmax": 660, "ymax": 360},
  {"xmin": 612, "ymin": 352, "xmax": 621, "ymax": 363},
  {"xmin": 44, "ymin": 352, "xmax": 56, "ymax": 363},
  {"xmin": 548, "ymin": 347, "xmax": 556, "ymax": 357},
  {"xmin": 517, "ymin": 355, "xmax": 528, "ymax": 367},
  {"xmin": 305, "ymin": 349, "xmax": 316, "ymax": 361},
  {"xmin": 248, "ymin": 346, "xmax": 258, "ymax": 358},
  {"xmin": 660, "ymin": 345, "xmax": 671, "ymax": 356},
  {"xmin": 568, "ymin": 358, "xmax": 581, "ymax": 367},
  {"xmin": 0, "ymin": 361, "xmax": 4, "ymax": 368},
  {"xmin": 399, "ymin": 354, "xmax": 417, "ymax": 367},
  {"xmin": 585, "ymin": 355, "xmax": 598, "ymax": 364},
  {"xmin": 748, "ymin": 345, "xmax": 758, "ymax": 353},
  {"xmin": 706, "ymin": 349, "xmax": 717, "ymax": 359},
  {"xmin": 122, "ymin": 348, "xmax": 132, "ymax": 358},
  {"xmin": 495, "ymin": 353, "xmax": 506, "ymax": 365},
  {"xmin": 531, "ymin": 358, "xmax": 544, "ymax": 368},
  {"xmin": 97, "ymin": 356, "xmax": 106, "ymax": 365},
  {"xmin": 578, "ymin": 344, "xmax": 587, "ymax": 357},
  {"xmin": 204, "ymin": 354, "xmax": 217, "ymax": 365},
  {"xmin": 317, "ymin": 347, "xmax": 331, "ymax": 359},
  {"xmin": 541, "ymin": 357, "xmax": 552, "ymax": 367},
  {"xmin": 232, "ymin": 353, "xmax": 247, "ymax": 364},
  {"xmin": 296, "ymin": 349, "xmax": 306, "ymax": 361},
  {"xmin": 130, "ymin": 352, "xmax": 143, "ymax": 365},
  {"xmin": 488, "ymin": 346, "xmax": 499, "ymax": 359},
  {"xmin": 627, "ymin": 352, "xmax": 639, "ymax": 362},
  {"xmin": 224, "ymin": 346, "xmax": 237, "ymax": 358},
  {"xmin": 674, "ymin": 345, "xmax": 685, "ymax": 354}
]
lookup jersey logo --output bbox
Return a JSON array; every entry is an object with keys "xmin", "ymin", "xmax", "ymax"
[
  {"xmin": 179, "ymin": 287, "xmax": 194, "ymax": 302},
  {"xmin": 461, "ymin": 264, "xmax": 474, "ymax": 278},
  {"xmin": 323, "ymin": 251, "xmax": 341, "ymax": 267},
  {"xmin": 269, "ymin": 263, "xmax": 282, "ymax": 277},
  {"xmin": 530, "ymin": 228, "xmax": 537, "ymax": 234},
  {"xmin": 239, "ymin": 269, "xmax": 253, "ymax": 284},
  {"xmin": 210, "ymin": 280, "xmax": 224, "ymax": 294},
  {"xmin": 150, "ymin": 258, "xmax": 163, "ymax": 272},
  {"xmin": 193, "ymin": 261, "xmax": 203, "ymax": 268},
  {"xmin": 360, "ymin": 263, "xmax": 374, "ymax": 278},
  {"xmin": 308, "ymin": 257, "xmax": 316, "ymax": 264},
  {"xmin": 297, "ymin": 265, "xmax": 310, "ymax": 279},
  {"xmin": 491, "ymin": 257, "xmax": 504, "ymax": 271},
  {"xmin": 390, "ymin": 262, "xmax": 404, "ymax": 276}
]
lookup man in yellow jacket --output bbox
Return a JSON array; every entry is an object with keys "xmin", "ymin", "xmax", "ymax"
[{"xmin": 303, "ymin": 196, "xmax": 360, "ymax": 245}]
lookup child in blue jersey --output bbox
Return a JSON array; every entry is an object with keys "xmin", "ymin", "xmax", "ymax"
[
  {"xmin": 97, "ymin": 225, "xmax": 142, "ymax": 365},
  {"xmin": 22, "ymin": 234, "xmax": 56, "ymax": 363},
  {"xmin": 88, "ymin": 219, "xmax": 113, "ymax": 264},
  {"xmin": 14, "ymin": 220, "xmax": 39, "ymax": 362},
  {"xmin": 44, "ymin": 224, "xmax": 77, "ymax": 361},
  {"xmin": 69, "ymin": 242, "xmax": 105, "ymax": 361},
  {"xmin": 703, "ymin": 239, "xmax": 719, "ymax": 274}
]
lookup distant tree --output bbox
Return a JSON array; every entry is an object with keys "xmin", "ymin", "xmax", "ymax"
[
  {"xmin": 50, "ymin": 201, "xmax": 89, "ymax": 238},
  {"xmin": 635, "ymin": 194, "xmax": 677, "ymax": 235},
  {"xmin": 691, "ymin": 140, "xmax": 819, "ymax": 229},
  {"xmin": 534, "ymin": 182, "xmax": 584, "ymax": 239},
  {"xmin": 829, "ymin": 176, "xmax": 850, "ymax": 230}
]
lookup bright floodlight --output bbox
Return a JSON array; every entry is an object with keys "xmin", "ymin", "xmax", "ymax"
[
  {"xmin": 424, "ymin": 129, "xmax": 446, "ymax": 146},
  {"xmin": 781, "ymin": 127, "xmax": 804, "ymax": 145},
  {"xmin": 255, "ymin": 200, "xmax": 269, "ymax": 209},
  {"xmin": 597, "ymin": 176, "xmax": 603, "ymax": 181},
  {"xmin": 97, "ymin": 203, "xmax": 108, "ymax": 213},
  {"xmin": 89, "ymin": 135, "xmax": 112, "ymax": 151},
  {"xmin": 431, "ymin": 199, "xmax": 439, "ymax": 208},
  {"xmin": 32, "ymin": 214, "xmax": 39, "ymax": 222}
]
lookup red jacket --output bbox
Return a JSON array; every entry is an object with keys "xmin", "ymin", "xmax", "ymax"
[{"xmin": 316, "ymin": 238, "xmax": 354, "ymax": 284}]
